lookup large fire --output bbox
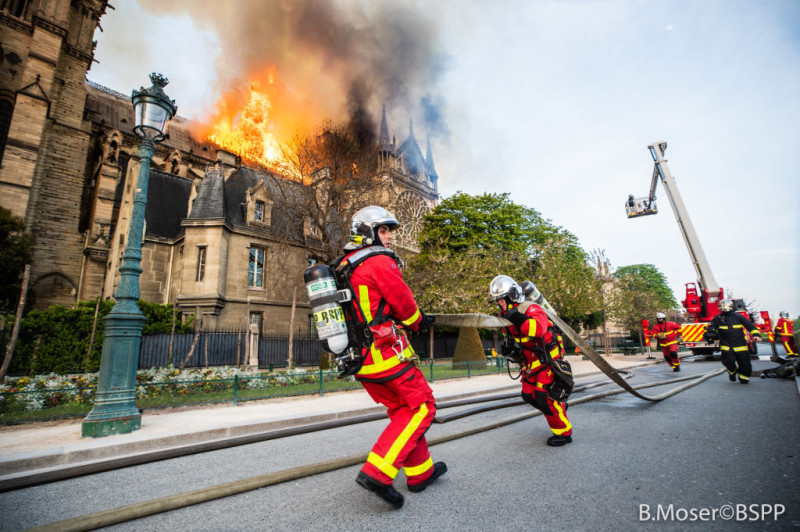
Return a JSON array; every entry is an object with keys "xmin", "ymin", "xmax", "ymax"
[{"xmin": 201, "ymin": 66, "xmax": 318, "ymax": 174}]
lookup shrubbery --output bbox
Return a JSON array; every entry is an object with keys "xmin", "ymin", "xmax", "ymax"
[{"xmin": 6, "ymin": 300, "xmax": 194, "ymax": 376}]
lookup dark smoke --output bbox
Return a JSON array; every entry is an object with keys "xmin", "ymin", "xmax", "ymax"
[{"xmin": 137, "ymin": 0, "xmax": 449, "ymax": 141}]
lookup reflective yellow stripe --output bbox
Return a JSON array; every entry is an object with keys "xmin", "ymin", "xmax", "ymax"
[
  {"xmin": 660, "ymin": 340, "xmax": 678, "ymax": 346},
  {"xmin": 404, "ymin": 457, "xmax": 433, "ymax": 477},
  {"xmin": 732, "ymin": 346, "xmax": 748, "ymax": 352},
  {"xmin": 534, "ymin": 382, "xmax": 546, "ymax": 389},
  {"xmin": 527, "ymin": 318, "xmax": 537, "ymax": 337},
  {"xmin": 515, "ymin": 337, "xmax": 531, "ymax": 343},
  {"xmin": 371, "ymin": 403, "xmax": 428, "ymax": 479},
  {"xmin": 357, "ymin": 344, "xmax": 415, "ymax": 375},
  {"xmin": 401, "ymin": 309, "xmax": 421, "ymax": 327},
  {"xmin": 720, "ymin": 346, "xmax": 731, "ymax": 351},
  {"xmin": 738, "ymin": 374, "xmax": 750, "ymax": 381},
  {"xmin": 526, "ymin": 359, "xmax": 543, "ymax": 372},
  {"xmin": 358, "ymin": 285, "xmax": 373, "ymax": 322},
  {"xmin": 367, "ymin": 452, "xmax": 399, "ymax": 478},
  {"xmin": 551, "ymin": 400, "xmax": 571, "ymax": 435}
]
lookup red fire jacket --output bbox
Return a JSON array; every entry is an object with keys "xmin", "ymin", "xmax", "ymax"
[
  {"xmin": 503, "ymin": 302, "xmax": 562, "ymax": 373},
  {"xmin": 775, "ymin": 318, "xmax": 794, "ymax": 338},
  {"xmin": 343, "ymin": 249, "xmax": 423, "ymax": 382},
  {"xmin": 651, "ymin": 321, "xmax": 682, "ymax": 347}
]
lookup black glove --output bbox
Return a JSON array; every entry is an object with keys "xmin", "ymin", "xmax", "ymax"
[
  {"xmin": 418, "ymin": 312, "xmax": 436, "ymax": 332},
  {"xmin": 503, "ymin": 308, "xmax": 528, "ymax": 329}
]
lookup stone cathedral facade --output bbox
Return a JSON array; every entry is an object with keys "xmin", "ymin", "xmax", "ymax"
[{"xmin": 0, "ymin": 0, "xmax": 440, "ymax": 334}]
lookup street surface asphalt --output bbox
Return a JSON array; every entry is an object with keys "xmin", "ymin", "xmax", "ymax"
[{"xmin": 0, "ymin": 357, "xmax": 797, "ymax": 531}]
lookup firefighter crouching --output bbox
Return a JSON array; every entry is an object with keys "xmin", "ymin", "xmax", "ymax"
[
  {"xmin": 338, "ymin": 206, "xmax": 445, "ymax": 509},
  {"xmin": 651, "ymin": 312, "xmax": 682, "ymax": 372},
  {"xmin": 490, "ymin": 275, "xmax": 573, "ymax": 446},
  {"xmin": 704, "ymin": 298, "xmax": 761, "ymax": 383},
  {"xmin": 774, "ymin": 311, "xmax": 797, "ymax": 357}
]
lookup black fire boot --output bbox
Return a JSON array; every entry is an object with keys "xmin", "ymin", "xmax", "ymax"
[
  {"xmin": 547, "ymin": 434, "xmax": 573, "ymax": 447},
  {"xmin": 673, "ymin": 366, "xmax": 681, "ymax": 372},
  {"xmin": 729, "ymin": 373, "xmax": 736, "ymax": 382},
  {"xmin": 356, "ymin": 472, "xmax": 404, "ymax": 509},
  {"xmin": 408, "ymin": 462, "xmax": 448, "ymax": 493}
]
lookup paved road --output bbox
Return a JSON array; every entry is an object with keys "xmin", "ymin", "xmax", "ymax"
[{"xmin": 0, "ymin": 359, "xmax": 797, "ymax": 531}]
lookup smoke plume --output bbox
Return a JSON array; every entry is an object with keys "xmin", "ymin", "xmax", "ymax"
[{"xmin": 136, "ymin": 0, "xmax": 448, "ymax": 144}]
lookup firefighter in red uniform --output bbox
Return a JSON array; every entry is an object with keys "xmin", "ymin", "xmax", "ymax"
[
  {"xmin": 338, "ymin": 206, "xmax": 446, "ymax": 509},
  {"xmin": 490, "ymin": 275, "xmax": 572, "ymax": 446},
  {"xmin": 705, "ymin": 298, "xmax": 761, "ymax": 383},
  {"xmin": 651, "ymin": 312, "xmax": 682, "ymax": 372},
  {"xmin": 774, "ymin": 311, "xmax": 797, "ymax": 357}
]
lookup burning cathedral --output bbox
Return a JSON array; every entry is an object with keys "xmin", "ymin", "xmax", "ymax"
[{"xmin": 0, "ymin": 1, "xmax": 440, "ymax": 334}]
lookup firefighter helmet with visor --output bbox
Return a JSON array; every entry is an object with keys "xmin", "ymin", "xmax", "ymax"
[
  {"xmin": 779, "ymin": 311, "xmax": 790, "ymax": 319},
  {"xmin": 656, "ymin": 312, "xmax": 666, "ymax": 321},
  {"xmin": 718, "ymin": 298, "xmax": 734, "ymax": 313},
  {"xmin": 488, "ymin": 275, "xmax": 525, "ymax": 305},
  {"xmin": 347, "ymin": 206, "xmax": 399, "ymax": 249}
]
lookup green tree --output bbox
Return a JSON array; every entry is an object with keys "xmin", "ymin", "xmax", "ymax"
[
  {"xmin": 0, "ymin": 207, "xmax": 32, "ymax": 314},
  {"xmin": 406, "ymin": 192, "xmax": 601, "ymax": 329},
  {"xmin": 613, "ymin": 264, "xmax": 678, "ymax": 309},
  {"xmin": 606, "ymin": 264, "xmax": 679, "ymax": 334}
]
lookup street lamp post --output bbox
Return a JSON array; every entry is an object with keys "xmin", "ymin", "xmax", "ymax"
[{"xmin": 82, "ymin": 73, "xmax": 176, "ymax": 438}]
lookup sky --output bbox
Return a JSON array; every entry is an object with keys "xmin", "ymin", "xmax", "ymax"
[{"xmin": 89, "ymin": 0, "xmax": 800, "ymax": 319}]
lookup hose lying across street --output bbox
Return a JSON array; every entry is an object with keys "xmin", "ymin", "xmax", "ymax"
[{"xmin": 25, "ymin": 364, "xmax": 724, "ymax": 532}]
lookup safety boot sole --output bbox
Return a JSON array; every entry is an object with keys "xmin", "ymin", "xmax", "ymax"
[{"xmin": 356, "ymin": 472, "xmax": 404, "ymax": 509}]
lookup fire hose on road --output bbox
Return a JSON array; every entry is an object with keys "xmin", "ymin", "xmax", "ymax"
[{"xmin": 25, "ymin": 365, "xmax": 724, "ymax": 532}]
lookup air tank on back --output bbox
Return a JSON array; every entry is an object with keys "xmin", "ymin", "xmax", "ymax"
[{"xmin": 304, "ymin": 264, "xmax": 349, "ymax": 355}]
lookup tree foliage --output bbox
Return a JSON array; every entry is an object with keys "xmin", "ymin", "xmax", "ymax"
[
  {"xmin": 6, "ymin": 300, "xmax": 194, "ymax": 375},
  {"xmin": 281, "ymin": 121, "xmax": 389, "ymax": 262},
  {"xmin": 606, "ymin": 263, "xmax": 680, "ymax": 333},
  {"xmin": 406, "ymin": 192, "xmax": 601, "ymax": 330},
  {"xmin": 0, "ymin": 207, "xmax": 32, "ymax": 314}
]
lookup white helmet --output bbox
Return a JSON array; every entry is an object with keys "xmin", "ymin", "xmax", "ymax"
[
  {"xmin": 718, "ymin": 298, "xmax": 734, "ymax": 313},
  {"xmin": 780, "ymin": 311, "xmax": 790, "ymax": 319},
  {"xmin": 489, "ymin": 275, "xmax": 524, "ymax": 304},
  {"xmin": 347, "ymin": 206, "xmax": 399, "ymax": 249},
  {"xmin": 656, "ymin": 312, "xmax": 666, "ymax": 320}
]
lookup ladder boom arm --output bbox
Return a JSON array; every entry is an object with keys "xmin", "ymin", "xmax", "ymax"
[{"xmin": 649, "ymin": 141, "xmax": 720, "ymax": 296}]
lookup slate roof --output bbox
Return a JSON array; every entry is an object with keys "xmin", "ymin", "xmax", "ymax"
[{"xmin": 144, "ymin": 169, "xmax": 193, "ymax": 239}]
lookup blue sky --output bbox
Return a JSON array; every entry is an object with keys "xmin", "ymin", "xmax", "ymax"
[{"xmin": 91, "ymin": 0, "xmax": 799, "ymax": 318}]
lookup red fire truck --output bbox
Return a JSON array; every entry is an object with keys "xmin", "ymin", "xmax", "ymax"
[{"xmin": 626, "ymin": 141, "xmax": 766, "ymax": 356}]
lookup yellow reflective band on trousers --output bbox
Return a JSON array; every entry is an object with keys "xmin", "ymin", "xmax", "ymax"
[
  {"xmin": 738, "ymin": 374, "xmax": 750, "ymax": 381},
  {"xmin": 660, "ymin": 339, "xmax": 678, "ymax": 346},
  {"xmin": 551, "ymin": 401, "xmax": 571, "ymax": 435},
  {"xmin": 367, "ymin": 404, "xmax": 430, "ymax": 479},
  {"xmin": 404, "ymin": 457, "xmax": 433, "ymax": 477},
  {"xmin": 401, "ymin": 309, "xmax": 420, "ymax": 326},
  {"xmin": 732, "ymin": 346, "xmax": 749, "ymax": 352}
]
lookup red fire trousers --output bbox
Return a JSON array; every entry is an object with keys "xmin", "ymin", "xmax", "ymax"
[
  {"xmin": 360, "ymin": 366, "xmax": 437, "ymax": 487},
  {"xmin": 521, "ymin": 366, "xmax": 572, "ymax": 436},
  {"xmin": 779, "ymin": 335, "xmax": 797, "ymax": 356},
  {"xmin": 660, "ymin": 344, "xmax": 680, "ymax": 368}
]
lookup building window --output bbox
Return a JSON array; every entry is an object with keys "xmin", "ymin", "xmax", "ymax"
[
  {"xmin": 254, "ymin": 201, "xmax": 265, "ymax": 222},
  {"xmin": 196, "ymin": 246, "xmax": 206, "ymax": 281},
  {"xmin": 249, "ymin": 246, "xmax": 265, "ymax": 288},
  {"xmin": 308, "ymin": 315, "xmax": 317, "ymax": 338}
]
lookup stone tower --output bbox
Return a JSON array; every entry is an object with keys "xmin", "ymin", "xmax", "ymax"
[{"xmin": 0, "ymin": 0, "xmax": 110, "ymax": 306}]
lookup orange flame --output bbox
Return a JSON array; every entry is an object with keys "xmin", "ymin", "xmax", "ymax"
[{"xmin": 200, "ymin": 66, "xmax": 319, "ymax": 174}]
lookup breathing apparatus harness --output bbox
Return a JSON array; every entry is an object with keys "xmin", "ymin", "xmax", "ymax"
[
  {"xmin": 330, "ymin": 246, "xmax": 407, "ymax": 378},
  {"xmin": 501, "ymin": 301, "xmax": 573, "ymax": 401}
]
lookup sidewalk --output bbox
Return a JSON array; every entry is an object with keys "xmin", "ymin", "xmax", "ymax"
[{"xmin": 0, "ymin": 353, "xmax": 662, "ymax": 478}]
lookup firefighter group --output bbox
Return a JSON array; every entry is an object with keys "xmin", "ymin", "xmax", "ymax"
[{"xmin": 311, "ymin": 204, "xmax": 794, "ymax": 510}]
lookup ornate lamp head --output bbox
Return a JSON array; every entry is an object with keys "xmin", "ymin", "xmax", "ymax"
[{"xmin": 131, "ymin": 73, "xmax": 178, "ymax": 142}]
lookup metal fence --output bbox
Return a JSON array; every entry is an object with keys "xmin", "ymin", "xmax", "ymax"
[{"xmin": 138, "ymin": 330, "xmax": 463, "ymax": 370}]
